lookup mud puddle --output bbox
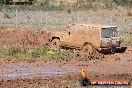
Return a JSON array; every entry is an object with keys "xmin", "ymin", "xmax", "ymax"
[
  {"xmin": 0, "ymin": 57, "xmax": 132, "ymax": 78},
  {"xmin": 0, "ymin": 63, "xmax": 80, "ymax": 78}
]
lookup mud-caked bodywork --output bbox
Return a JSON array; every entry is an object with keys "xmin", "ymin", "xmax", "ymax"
[{"xmin": 50, "ymin": 24, "xmax": 125, "ymax": 53}]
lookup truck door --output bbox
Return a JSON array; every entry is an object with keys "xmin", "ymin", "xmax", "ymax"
[{"xmin": 60, "ymin": 28, "xmax": 79, "ymax": 48}]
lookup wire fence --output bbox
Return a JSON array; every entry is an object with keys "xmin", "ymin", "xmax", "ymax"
[{"xmin": 0, "ymin": 9, "xmax": 132, "ymax": 31}]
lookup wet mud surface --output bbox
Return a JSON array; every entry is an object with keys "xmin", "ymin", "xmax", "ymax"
[
  {"xmin": 0, "ymin": 51, "xmax": 132, "ymax": 88},
  {"xmin": 0, "ymin": 28, "xmax": 132, "ymax": 88}
]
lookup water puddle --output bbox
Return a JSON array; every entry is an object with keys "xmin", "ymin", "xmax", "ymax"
[
  {"xmin": 0, "ymin": 74, "xmax": 17, "ymax": 77},
  {"xmin": 1, "ymin": 60, "xmax": 131, "ymax": 78},
  {"xmin": 0, "ymin": 63, "xmax": 80, "ymax": 78}
]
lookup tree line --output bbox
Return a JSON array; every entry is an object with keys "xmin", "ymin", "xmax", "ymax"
[{"xmin": 0, "ymin": 0, "xmax": 131, "ymax": 11}]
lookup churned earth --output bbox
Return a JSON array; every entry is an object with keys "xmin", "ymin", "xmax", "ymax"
[
  {"xmin": 0, "ymin": 48, "xmax": 132, "ymax": 88},
  {"xmin": 0, "ymin": 28, "xmax": 132, "ymax": 88}
]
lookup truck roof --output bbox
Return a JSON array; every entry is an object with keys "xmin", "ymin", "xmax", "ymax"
[{"xmin": 67, "ymin": 24, "xmax": 117, "ymax": 30}]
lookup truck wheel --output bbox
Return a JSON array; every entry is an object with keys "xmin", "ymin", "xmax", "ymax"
[
  {"xmin": 82, "ymin": 44, "xmax": 94, "ymax": 54},
  {"xmin": 82, "ymin": 43, "xmax": 104, "ymax": 60},
  {"xmin": 51, "ymin": 39, "xmax": 60, "ymax": 50}
]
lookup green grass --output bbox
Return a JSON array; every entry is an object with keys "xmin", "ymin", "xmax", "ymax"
[
  {"xmin": 32, "ymin": 46, "xmax": 71, "ymax": 59},
  {"xmin": 0, "ymin": 46, "xmax": 71, "ymax": 60}
]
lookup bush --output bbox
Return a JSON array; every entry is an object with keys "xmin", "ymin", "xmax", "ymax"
[{"xmin": 114, "ymin": 0, "xmax": 132, "ymax": 6}]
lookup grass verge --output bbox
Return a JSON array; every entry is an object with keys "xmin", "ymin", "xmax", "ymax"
[{"xmin": 0, "ymin": 46, "xmax": 71, "ymax": 61}]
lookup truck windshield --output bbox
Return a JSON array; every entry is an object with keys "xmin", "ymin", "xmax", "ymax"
[{"xmin": 101, "ymin": 27, "xmax": 118, "ymax": 38}]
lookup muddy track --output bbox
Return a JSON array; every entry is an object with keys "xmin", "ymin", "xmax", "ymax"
[
  {"xmin": 0, "ymin": 50, "xmax": 132, "ymax": 88},
  {"xmin": 0, "ymin": 28, "xmax": 132, "ymax": 87},
  {"xmin": 0, "ymin": 73, "xmax": 132, "ymax": 88}
]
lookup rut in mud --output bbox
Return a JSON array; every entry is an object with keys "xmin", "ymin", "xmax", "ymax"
[{"xmin": 73, "ymin": 49, "xmax": 104, "ymax": 61}]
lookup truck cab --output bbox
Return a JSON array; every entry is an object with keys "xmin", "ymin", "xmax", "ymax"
[{"xmin": 100, "ymin": 26, "xmax": 121, "ymax": 52}]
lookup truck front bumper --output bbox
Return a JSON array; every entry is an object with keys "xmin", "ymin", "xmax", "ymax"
[{"xmin": 100, "ymin": 47, "xmax": 127, "ymax": 53}]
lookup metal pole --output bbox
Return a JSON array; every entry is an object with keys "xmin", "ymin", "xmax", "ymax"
[
  {"xmin": 24, "ymin": 17, "xmax": 26, "ymax": 30},
  {"xmin": 46, "ymin": 12, "xmax": 48, "ymax": 27},
  {"xmin": 15, "ymin": 9, "xmax": 18, "ymax": 29},
  {"xmin": 77, "ymin": 12, "xmax": 80, "ymax": 24},
  {"xmin": 111, "ymin": 16, "xmax": 113, "ymax": 25}
]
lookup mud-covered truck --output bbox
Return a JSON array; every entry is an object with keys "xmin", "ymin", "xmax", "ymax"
[{"xmin": 49, "ymin": 24, "xmax": 126, "ymax": 53}]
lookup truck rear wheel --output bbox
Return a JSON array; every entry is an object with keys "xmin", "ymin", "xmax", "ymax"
[
  {"xmin": 82, "ymin": 43, "xmax": 95, "ymax": 55},
  {"xmin": 81, "ymin": 43, "xmax": 104, "ymax": 60},
  {"xmin": 51, "ymin": 39, "xmax": 60, "ymax": 50}
]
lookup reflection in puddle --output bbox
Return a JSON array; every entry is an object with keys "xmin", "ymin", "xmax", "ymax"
[
  {"xmin": 0, "ymin": 74, "xmax": 17, "ymax": 77},
  {"xmin": 0, "ymin": 63, "xmax": 79, "ymax": 78}
]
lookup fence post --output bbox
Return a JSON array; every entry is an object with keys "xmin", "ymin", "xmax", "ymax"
[
  {"xmin": 77, "ymin": 12, "xmax": 80, "ymax": 24},
  {"xmin": 15, "ymin": 9, "xmax": 18, "ymax": 29},
  {"xmin": 25, "ymin": 17, "xmax": 28, "ymax": 31},
  {"xmin": 107, "ymin": 16, "xmax": 113, "ymax": 25},
  {"xmin": 45, "ymin": 12, "xmax": 48, "ymax": 28},
  {"xmin": 111, "ymin": 16, "xmax": 113, "ymax": 25}
]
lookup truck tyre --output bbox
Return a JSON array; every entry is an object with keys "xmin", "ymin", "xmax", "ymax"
[
  {"xmin": 82, "ymin": 43, "xmax": 95, "ymax": 54},
  {"xmin": 51, "ymin": 39, "xmax": 60, "ymax": 50}
]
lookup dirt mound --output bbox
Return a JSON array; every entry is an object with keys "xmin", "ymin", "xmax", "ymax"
[{"xmin": 0, "ymin": 28, "xmax": 51, "ymax": 48}]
